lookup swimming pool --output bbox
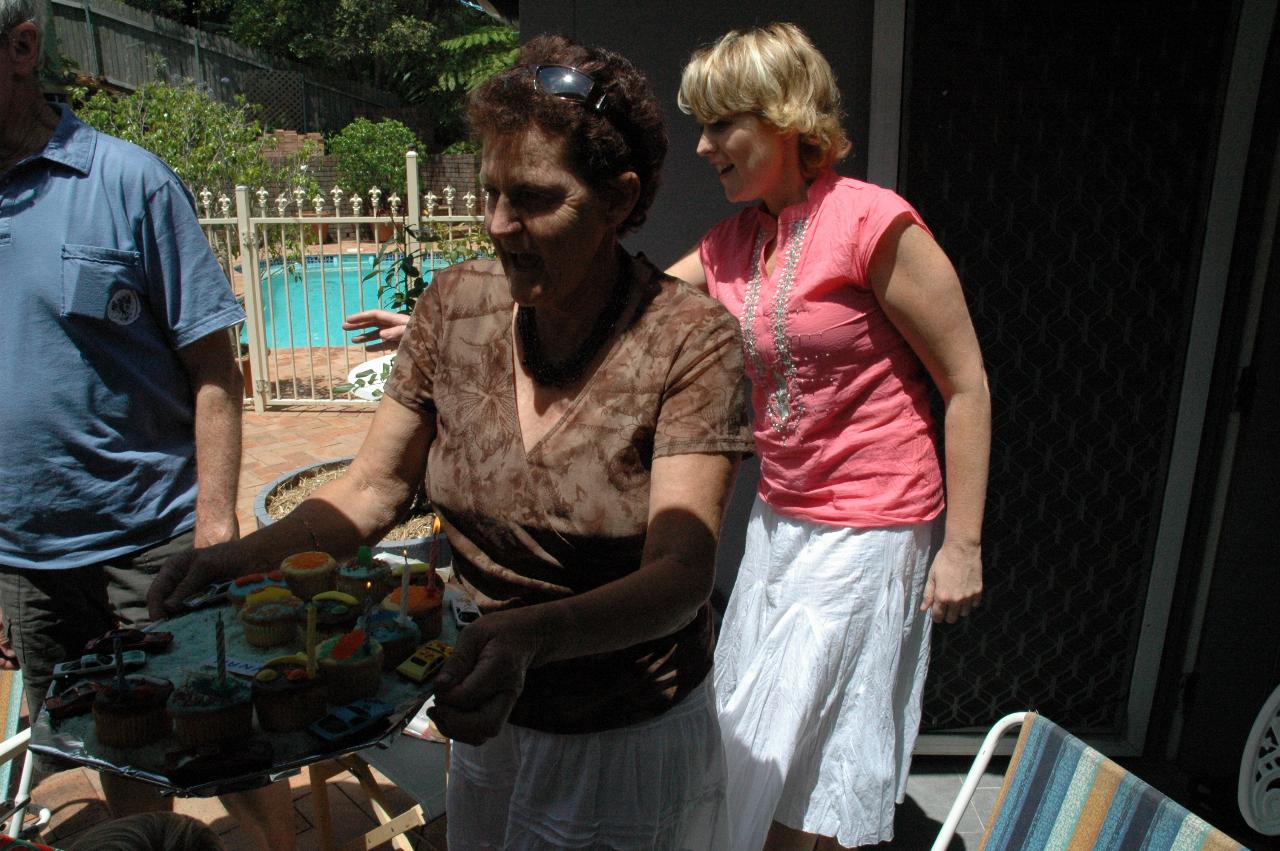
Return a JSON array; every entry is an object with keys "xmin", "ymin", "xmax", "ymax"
[{"xmin": 249, "ymin": 254, "xmax": 442, "ymax": 349}]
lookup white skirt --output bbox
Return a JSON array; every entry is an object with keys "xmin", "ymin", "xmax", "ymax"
[
  {"xmin": 714, "ymin": 496, "xmax": 934, "ymax": 849},
  {"xmin": 447, "ymin": 679, "xmax": 730, "ymax": 850}
]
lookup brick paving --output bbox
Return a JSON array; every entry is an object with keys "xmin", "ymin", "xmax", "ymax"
[{"xmin": 236, "ymin": 404, "xmax": 376, "ymax": 532}]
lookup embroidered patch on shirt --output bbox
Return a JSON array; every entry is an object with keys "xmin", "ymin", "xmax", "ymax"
[{"xmin": 106, "ymin": 288, "xmax": 142, "ymax": 325}]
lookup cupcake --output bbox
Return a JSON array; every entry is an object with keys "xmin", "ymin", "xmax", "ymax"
[
  {"xmin": 92, "ymin": 675, "xmax": 174, "ymax": 748},
  {"xmin": 387, "ymin": 559, "xmax": 435, "ymax": 587},
  {"xmin": 167, "ymin": 674, "xmax": 254, "ymax": 747},
  {"xmin": 303, "ymin": 591, "xmax": 360, "ymax": 643},
  {"xmin": 380, "ymin": 584, "xmax": 442, "ymax": 640},
  {"xmin": 252, "ymin": 654, "xmax": 327, "ymax": 732},
  {"xmin": 364, "ymin": 611, "xmax": 421, "ymax": 670},
  {"xmin": 281, "ymin": 551, "xmax": 337, "ymax": 600},
  {"xmin": 227, "ymin": 570, "xmax": 288, "ymax": 608},
  {"xmin": 317, "ymin": 629, "xmax": 383, "ymax": 703},
  {"xmin": 335, "ymin": 546, "xmax": 390, "ymax": 606},
  {"xmin": 239, "ymin": 592, "xmax": 304, "ymax": 648}
]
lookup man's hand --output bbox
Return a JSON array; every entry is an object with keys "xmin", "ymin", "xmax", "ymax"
[
  {"xmin": 147, "ymin": 544, "xmax": 244, "ymax": 621},
  {"xmin": 427, "ymin": 609, "xmax": 543, "ymax": 745},
  {"xmin": 342, "ymin": 310, "xmax": 410, "ymax": 352}
]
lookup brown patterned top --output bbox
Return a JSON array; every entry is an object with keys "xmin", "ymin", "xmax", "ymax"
[{"xmin": 384, "ymin": 252, "xmax": 753, "ymax": 733}]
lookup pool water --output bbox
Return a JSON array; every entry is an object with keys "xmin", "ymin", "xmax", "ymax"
[{"xmin": 248, "ymin": 254, "xmax": 441, "ymax": 349}]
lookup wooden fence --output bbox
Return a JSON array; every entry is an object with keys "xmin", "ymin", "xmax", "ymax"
[{"xmin": 40, "ymin": 0, "xmax": 402, "ymax": 133}]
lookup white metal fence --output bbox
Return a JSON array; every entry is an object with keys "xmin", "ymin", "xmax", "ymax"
[{"xmin": 197, "ymin": 151, "xmax": 485, "ymax": 412}]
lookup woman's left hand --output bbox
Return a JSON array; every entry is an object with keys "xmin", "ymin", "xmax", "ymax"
[
  {"xmin": 427, "ymin": 610, "xmax": 543, "ymax": 745},
  {"xmin": 921, "ymin": 540, "xmax": 983, "ymax": 624}
]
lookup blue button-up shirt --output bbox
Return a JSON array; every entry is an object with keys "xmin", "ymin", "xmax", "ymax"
[{"xmin": 0, "ymin": 105, "xmax": 245, "ymax": 568}]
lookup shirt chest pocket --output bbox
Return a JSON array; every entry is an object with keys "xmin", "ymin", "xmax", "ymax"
[{"xmin": 61, "ymin": 243, "xmax": 147, "ymax": 325}]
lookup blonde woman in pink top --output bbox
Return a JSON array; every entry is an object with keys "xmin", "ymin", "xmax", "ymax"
[{"xmin": 668, "ymin": 23, "xmax": 991, "ymax": 851}]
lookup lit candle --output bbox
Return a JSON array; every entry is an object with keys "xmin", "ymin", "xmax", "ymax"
[
  {"xmin": 428, "ymin": 515, "xmax": 442, "ymax": 574},
  {"xmin": 398, "ymin": 548, "xmax": 411, "ymax": 626},
  {"xmin": 305, "ymin": 602, "xmax": 317, "ymax": 678},
  {"xmin": 215, "ymin": 612, "xmax": 226, "ymax": 686}
]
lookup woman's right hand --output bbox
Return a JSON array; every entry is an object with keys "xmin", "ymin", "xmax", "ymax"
[
  {"xmin": 342, "ymin": 309, "xmax": 410, "ymax": 352},
  {"xmin": 427, "ymin": 608, "xmax": 545, "ymax": 745},
  {"xmin": 146, "ymin": 543, "xmax": 246, "ymax": 620}
]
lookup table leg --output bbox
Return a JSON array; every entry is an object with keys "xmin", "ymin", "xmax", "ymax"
[
  {"xmin": 307, "ymin": 761, "xmax": 339, "ymax": 851},
  {"xmin": 339, "ymin": 754, "xmax": 415, "ymax": 851}
]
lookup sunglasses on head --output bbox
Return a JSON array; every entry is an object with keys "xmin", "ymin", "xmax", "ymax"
[{"xmin": 533, "ymin": 64, "xmax": 608, "ymax": 113}]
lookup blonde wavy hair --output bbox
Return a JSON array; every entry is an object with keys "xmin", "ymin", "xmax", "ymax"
[{"xmin": 678, "ymin": 22, "xmax": 852, "ymax": 178}]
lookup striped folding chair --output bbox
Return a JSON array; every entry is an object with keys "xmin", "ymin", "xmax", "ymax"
[{"xmin": 933, "ymin": 712, "xmax": 1248, "ymax": 851}]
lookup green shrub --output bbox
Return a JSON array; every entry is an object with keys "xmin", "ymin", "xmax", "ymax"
[
  {"xmin": 70, "ymin": 80, "xmax": 313, "ymax": 197},
  {"xmin": 329, "ymin": 118, "xmax": 421, "ymax": 209}
]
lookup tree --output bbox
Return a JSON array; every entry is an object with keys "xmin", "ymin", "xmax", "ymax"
[
  {"xmin": 329, "ymin": 118, "xmax": 421, "ymax": 206},
  {"xmin": 227, "ymin": 0, "xmax": 516, "ymax": 148},
  {"xmin": 70, "ymin": 80, "xmax": 316, "ymax": 196},
  {"xmin": 110, "ymin": 0, "xmax": 518, "ymax": 150}
]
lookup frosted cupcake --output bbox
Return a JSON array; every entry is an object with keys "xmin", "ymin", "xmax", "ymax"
[
  {"xmin": 317, "ymin": 629, "xmax": 383, "ymax": 703},
  {"xmin": 93, "ymin": 675, "xmax": 174, "ymax": 748},
  {"xmin": 281, "ymin": 551, "xmax": 337, "ymax": 600},
  {"xmin": 227, "ymin": 570, "xmax": 288, "ymax": 608},
  {"xmin": 379, "ymin": 584, "xmax": 442, "ymax": 640},
  {"xmin": 167, "ymin": 675, "xmax": 254, "ymax": 747},
  {"xmin": 239, "ymin": 592, "xmax": 304, "ymax": 648},
  {"xmin": 252, "ymin": 654, "xmax": 326, "ymax": 732},
  {"xmin": 335, "ymin": 546, "xmax": 390, "ymax": 606},
  {"xmin": 301, "ymin": 590, "xmax": 360, "ymax": 643},
  {"xmin": 387, "ymin": 560, "xmax": 435, "ymax": 587}
]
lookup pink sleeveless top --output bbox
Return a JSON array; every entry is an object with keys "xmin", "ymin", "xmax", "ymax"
[{"xmin": 700, "ymin": 170, "xmax": 944, "ymax": 527}]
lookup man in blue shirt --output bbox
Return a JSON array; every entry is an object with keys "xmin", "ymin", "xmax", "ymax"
[{"xmin": 0, "ymin": 3, "xmax": 293, "ymax": 846}]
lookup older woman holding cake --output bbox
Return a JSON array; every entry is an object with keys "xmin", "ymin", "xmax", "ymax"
[{"xmin": 151, "ymin": 34, "xmax": 751, "ymax": 849}]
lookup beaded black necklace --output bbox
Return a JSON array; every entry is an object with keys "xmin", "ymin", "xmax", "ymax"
[{"xmin": 516, "ymin": 269, "xmax": 631, "ymax": 388}]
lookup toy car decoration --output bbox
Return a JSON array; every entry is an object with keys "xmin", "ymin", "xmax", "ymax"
[
  {"xmin": 44, "ymin": 680, "xmax": 106, "ymax": 721},
  {"xmin": 396, "ymin": 640, "xmax": 453, "ymax": 683},
  {"xmin": 52, "ymin": 650, "xmax": 146, "ymax": 679},
  {"xmin": 183, "ymin": 579, "xmax": 233, "ymax": 610},
  {"xmin": 307, "ymin": 699, "xmax": 395, "ymax": 744},
  {"xmin": 451, "ymin": 596, "xmax": 480, "ymax": 629},
  {"xmin": 84, "ymin": 627, "xmax": 174, "ymax": 655}
]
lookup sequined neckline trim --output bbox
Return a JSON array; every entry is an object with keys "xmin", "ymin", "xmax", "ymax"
[{"xmin": 740, "ymin": 216, "xmax": 810, "ymax": 437}]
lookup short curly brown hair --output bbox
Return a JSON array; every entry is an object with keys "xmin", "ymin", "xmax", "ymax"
[{"xmin": 468, "ymin": 34, "xmax": 667, "ymax": 235}]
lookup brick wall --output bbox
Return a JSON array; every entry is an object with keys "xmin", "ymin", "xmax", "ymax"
[{"xmin": 262, "ymin": 139, "xmax": 479, "ymax": 212}]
